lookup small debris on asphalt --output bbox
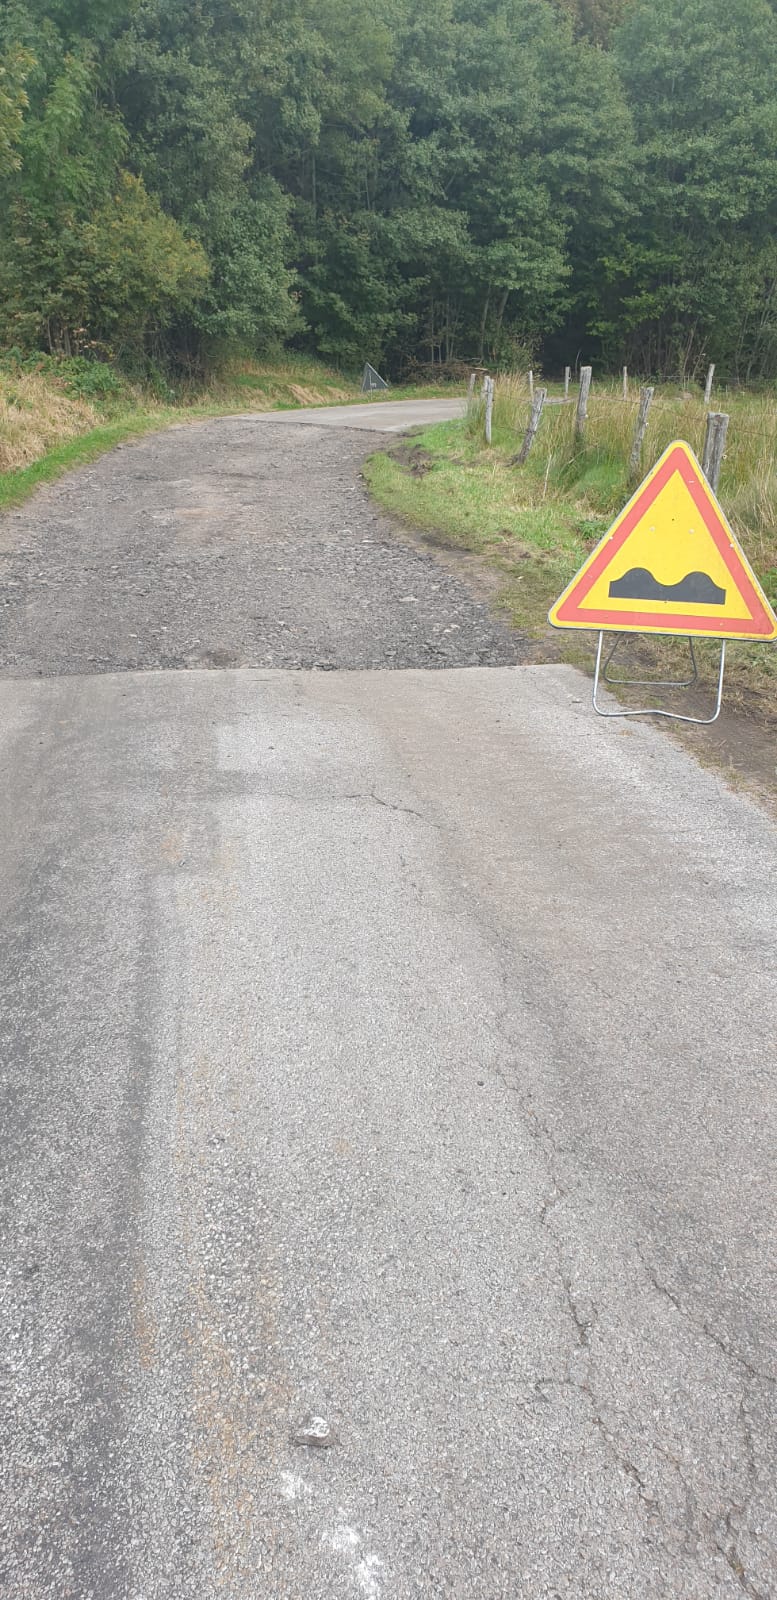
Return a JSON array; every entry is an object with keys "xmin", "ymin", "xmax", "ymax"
[{"xmin": 293, "ymin": 1415, "xmax": 337, "ymax": 1449}]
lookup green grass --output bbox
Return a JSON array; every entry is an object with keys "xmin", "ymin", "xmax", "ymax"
[
  {"xmin": 364, "ymin": 376, "xmax": 777, "ymax": 718},
  {"xmin": 0, "ymin": 356, "xmax": 351, "ymax": 503},
  {"xmin": 357, "ymin": 381, "xmax": 462, "ymax": 402},
  {"xmin": 363, "ymin": 419, "xmax": 599, "ymax": 637}
]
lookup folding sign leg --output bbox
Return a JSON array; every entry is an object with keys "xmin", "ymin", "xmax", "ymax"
[
  {"xmin": 592, "ymin": 632, "xmax": 727, "ymax": 725},
  {"xmin": 602, "ymin": 631, "xmax": 699, "ymax": 690}
]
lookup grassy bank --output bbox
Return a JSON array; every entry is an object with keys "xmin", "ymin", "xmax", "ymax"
[
  {"xmin": 364, "ymin": 375, "xmax": 777, "ymax": 719},
  {"xmin": 0, "ymin": 411, "xmax": 179, "ymax": 511}
]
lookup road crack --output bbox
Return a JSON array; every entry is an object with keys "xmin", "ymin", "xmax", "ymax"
[
  {"xmin": 637, "ymin": 1248, "xmax": 776, "ymax": 1387},
  {"xmin": 711, "ymin": 1386, "xmax": 769, "ymax": 1600},
  {"xmin": 637, "ymin": 1250, "xmax": 774, "ymax": 1596},
  {"xmin": 342, "ymin": 790, "xmax": 439, "ymax": 826}
]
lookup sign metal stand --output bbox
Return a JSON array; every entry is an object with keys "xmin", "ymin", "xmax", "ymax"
[
  {"xmin": 592, "ymin": 631, "xmax": 727, "ymax": 725},
  {"xmin": 361, "ymin": 363, "xmax": 388, "ymax": 395}
]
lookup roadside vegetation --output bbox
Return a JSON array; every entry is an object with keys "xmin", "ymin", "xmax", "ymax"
[
  {"xmin": 364, "ymin": 375, "xmax": 777, "ymax": 719},
  {"xmin": 0, "ymin": 354, "xmax": 348, "ymax": 470},
  {"xmin": 0, "ymin": 354, "xmax": 341, "ymax": 506}
]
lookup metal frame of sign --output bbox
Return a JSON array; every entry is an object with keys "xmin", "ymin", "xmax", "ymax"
[
  {"xmin": 361, "ymin": 362, "xmax": 388, "ymax": 394},
  {"xmin": 591, "ymin": 631, "xmax": 726, "ymax": 724}
]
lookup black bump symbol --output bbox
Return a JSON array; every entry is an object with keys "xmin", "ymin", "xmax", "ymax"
[{"xmin": 609, "ymin": 568, "xmax": 726, "ymax": 605}]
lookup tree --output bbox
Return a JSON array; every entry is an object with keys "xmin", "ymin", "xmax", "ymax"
[
  {"xmin": 1, "ymin": 0, "xmax": 776, "ymax": 381},
  {"xmin": 114, "ymin": 0, "xmax": 300, "ymax": 353},
  {"xmin": 193, "ymin": 185, "xmax": 300, "ymax": 350},
  {"xmin": 370, "ymin": 0, "xmax": 632, "ymax": 367},
  {"xmin": 0, "ymin": 42, "xmax": 207, "ymax": 355},
  {"xmin": 608, "ymin": 0, "xmax": 777, "ymax": 376},
  {"xmin": 0, "ymin": 46, "xmax": 32, "ymax": 177},
  {"xmin": 553, "ymin": 0, "xmax": 633, "ymax": 46}
]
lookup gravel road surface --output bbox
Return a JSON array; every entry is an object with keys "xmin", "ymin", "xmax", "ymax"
[
  {"xmin": 1, "ymin": 406, "xmax": 776, "ymax": 1600},
  {"xmin": 0, "ymin": 410, "xmax": 518, "ymax": 678}
]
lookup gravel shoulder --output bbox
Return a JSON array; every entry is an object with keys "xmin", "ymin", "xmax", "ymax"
[{"xmin": 0, "ymin": 416, "xmax": 522, "ymax": 678}]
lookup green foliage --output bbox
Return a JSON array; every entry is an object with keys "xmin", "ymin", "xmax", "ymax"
[
  {"xmin": 0, "ymin": 45, "xmax": 32, "ymax": 176},
  {"xmin": 0, "ymin": 0, "xmax": 776, "ymax": 379},
  {"xmin": 12, "ymin": 352, "xmax": 126, "ymax": 399},
  {"xmin": 607, "ymin": 0, "xmax": 777, "ymax": 377},
  {"xmin": 554, "ymin": 0, "xmax": 633, "ymax": 46},
  {"xmin": 0, "ymin": 31, "xmax": 208, "ymax": 357},
  {"xmin": 193, "ymin": 186, "xmax": 299, "ymax": 348}
]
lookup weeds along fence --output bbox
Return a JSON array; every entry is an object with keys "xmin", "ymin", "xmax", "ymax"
[{"xmin": 467, "ymin": 369, "xmax": 777, "ymax": 572}]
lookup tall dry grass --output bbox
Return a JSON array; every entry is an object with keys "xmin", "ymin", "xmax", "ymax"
[
  {"xmin": 0, "ymin": 355, "xmax": 357, "ymax": 483},
  {"xmin": 0, "ymin": 370, "xmax": 102, "ymax": 473}
]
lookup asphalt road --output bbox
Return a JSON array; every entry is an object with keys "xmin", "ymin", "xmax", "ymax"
[
  {"xmin": 1, "ymin": 403, "xmax": 776, "ymax": 1600},
  {"xmin": 255, "ymin": 397, "xmax": 467, "ymax": 431}
]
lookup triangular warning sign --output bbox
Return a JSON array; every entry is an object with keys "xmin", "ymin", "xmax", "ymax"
[
  {"xmin": 361, "ymin": 362, "xmax": 388, "ymax": 393},
  {"xmin": 549, "ymin": 440, "xmax": 777, "ymax": 640}
]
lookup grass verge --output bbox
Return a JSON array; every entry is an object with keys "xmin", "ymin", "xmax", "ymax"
[{"xmin": 363, "ymin": 380, "xmax": 777, "ymax": 729}]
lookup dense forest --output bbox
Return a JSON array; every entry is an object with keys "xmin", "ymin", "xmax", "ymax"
[{"xmin": 2, "ymin": 0, "xmax": 777, "ymax": 381}]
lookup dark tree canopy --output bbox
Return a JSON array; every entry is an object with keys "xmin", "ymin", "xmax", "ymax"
[{"xmin": 1, "ymin": 0, "xmax": 776, "ymax": 379}]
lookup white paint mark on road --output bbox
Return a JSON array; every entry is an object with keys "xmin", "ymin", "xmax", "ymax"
[
  {"xmin": 325, "ymin": 1517, "xmax": 384, "ymax": 1596},
  {"xmin": 329, "ymin": 1522, "xmax": 361, "ymax": 1554},
  {"xmin": 279, "ymin": 1471, "xmax": 309, "ymax": 1501},
  {"xmin": 356, "ymin": 1553, "xmax": 384, "ymax": 1598}
]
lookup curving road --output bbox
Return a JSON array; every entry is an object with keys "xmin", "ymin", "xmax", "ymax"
[
  {"xmin": 1, "ymin": 402, "xmax": 776, "ymax": 1600},
  {"xmin": 0, "ymin": 405, "xmax": 514, "ymax": 678}
]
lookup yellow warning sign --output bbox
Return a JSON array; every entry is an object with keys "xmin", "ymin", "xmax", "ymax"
[{"xmin": 549, "ymin": 440, "xmax": 777, "ymax": 640}]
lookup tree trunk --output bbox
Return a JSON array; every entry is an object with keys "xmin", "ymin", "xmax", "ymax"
[{"xmin": 491, "ymin": 287, "xmax": 509, "ymax": 356}]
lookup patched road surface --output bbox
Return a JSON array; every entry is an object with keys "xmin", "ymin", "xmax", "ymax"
[{"xmin": 1, "ymin": 404, "xmax": 776, "ymax": 1600}]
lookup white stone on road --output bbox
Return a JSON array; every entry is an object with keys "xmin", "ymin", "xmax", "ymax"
[{"xmin": 1, "ymin": 663, "xmax": 775, "ymax": 1599}]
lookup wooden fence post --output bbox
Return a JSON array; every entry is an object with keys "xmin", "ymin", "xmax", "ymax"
[
  {"xmin": 564, "ymin": 366, "xmax": 571, "ymax": 400},
  {"xmin": 528, "ymin": 368, "xmax": 534, "ymax": 400},
  {"xmin": 575, "ymin": 366, "xmax": 592, "ymax": 441},
  {"xmin": 622, "ymin": 366, "xmax": 628, "ymax": 400},
  {"xmin": 484, "ymin": 376, "xmax": 495, "ymax": 445},
  {"xmin": 467, "ymin": 370, "xmax": 477, "ymax": 399},
  {"xmin": 702, "ymin": 412, "xmax": 729, "ymax": 493},
  {"xmin": 512, "ymin": 387, "xmax": 547, "ymax": 466},
  {"xmin": 628, "ymin": 386, "xmax": 655, "ymax": 479},
  {"xmin": 704, "ymin": 363, "xmax": 715, "ymax": 405}
]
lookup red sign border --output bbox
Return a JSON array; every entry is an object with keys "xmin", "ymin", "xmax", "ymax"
[{"xmin": 553, "ymin": 444, "xmax": 775, "ymax": 637}]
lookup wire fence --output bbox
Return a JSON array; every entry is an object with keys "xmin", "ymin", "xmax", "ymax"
[{"xmin": 467, "ymin": 367, "xmax": 777, "ymax": 561}]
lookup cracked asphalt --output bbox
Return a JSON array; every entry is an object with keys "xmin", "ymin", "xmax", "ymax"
[{"xmin": 1, "ymin": 408, "xmax": 776, "ymax": 1599}]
